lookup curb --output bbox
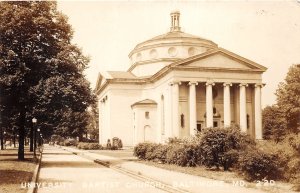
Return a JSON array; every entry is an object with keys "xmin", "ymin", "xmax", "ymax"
[{"xmin": 27, "ymin": 149, "xmax": 43, "ymax": 193}]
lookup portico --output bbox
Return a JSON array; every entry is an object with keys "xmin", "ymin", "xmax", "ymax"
[{"xmin": 169, "ymin": 81, "xmax": 264, "ymax": 139}]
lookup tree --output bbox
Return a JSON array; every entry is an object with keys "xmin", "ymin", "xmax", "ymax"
[
  {"xmin": 276, "ymin": 64, "xmax": 300, "ymax": 134},
  {"xmin": 262, "ymin": 105, "xmax": 286, "ymax": 142},
  {"xmin": 0, "ymin": 2, "xmax": 95, "ymax": 159},
  {"xmin": 86, "ymin": 102, "xmax": 99, "ymax": 141}
]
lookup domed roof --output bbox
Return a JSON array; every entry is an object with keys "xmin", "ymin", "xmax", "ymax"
[
  {"xmin": 132, "ymin": 31, "xmax": 217, "ymax": 52},
  {"xmin": 128, "ymin": 11, "xmax": 219, "ymax": 77},
  {"xmin": 129, "ymin": 11, "xmax": 217, "ymax": 58}
]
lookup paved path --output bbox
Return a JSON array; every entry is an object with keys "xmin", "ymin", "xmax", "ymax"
[
  {"xmin": 61, "ymin": 146, "xmax": 268, "ymax": 193},
  {"xmin": 37, "ymin": 145, "xmax": 166, "ymax": 193}
]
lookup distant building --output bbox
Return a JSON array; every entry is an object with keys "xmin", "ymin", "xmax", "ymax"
[{"xmin": 95, "ymin": 11, "xmax": 267, "ymax": 146}]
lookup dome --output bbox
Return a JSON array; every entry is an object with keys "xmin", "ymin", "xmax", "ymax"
[{"xmin": 128, "ymin": 11, "xmax": 218, "ymax": 65}]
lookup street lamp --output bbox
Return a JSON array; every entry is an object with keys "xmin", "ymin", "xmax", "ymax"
[
  {"xmin": 32, "ymin": 118, "xmax": 37, "ymax": 159},
  {"xmin": 3, "ymin": 131, "xmax": 6, "ymax": 149},
  {"xmin": 37, "ymin": 128, "xmax": 40, "ymax": 146}
]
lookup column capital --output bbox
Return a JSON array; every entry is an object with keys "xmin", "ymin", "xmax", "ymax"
[
  {"xmin": 223, "ymin": 82, "xmax": 232, "ymax": 87},
  {"xmin": 255, "ymin": 83, "xmax": 265, "ymax": 88},
  {"xmin": 205, "ymin": 82, "xmax": 215, "ymax": 86},
  {"xmin": 188, "ymin": 81, "xmax": 198, "ymax": 86},
  {"xmin": 239, "ymin": 83, "xmax": 248, "ymax": 87},
  {"xmin": 169, "ymin": 81, "xmax": 181, "ymax": 86}
]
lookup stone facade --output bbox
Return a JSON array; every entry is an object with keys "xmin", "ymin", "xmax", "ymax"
[{"xmin": 95, "ymin": 11, "xmax": 267, "ymax": 146}]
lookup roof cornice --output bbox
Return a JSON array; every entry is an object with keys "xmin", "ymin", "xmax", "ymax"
[{"xmin": 95, "ymin": 48, "xmax": 267, "ymax": 94}]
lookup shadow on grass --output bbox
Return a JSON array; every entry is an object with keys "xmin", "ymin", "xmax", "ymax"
[
  {"xmin": 43, "ymin": 152, "xmax": 72, "ymax": 155},
  {"xmin": 0, "ymin": 158, "xmax": 36, "ymax": 162},
  {"xmin": 0, "ymin": 170, "xmax": 33, "ymax": 185},
  {"xmin": 41, "ymin": 161, "xmax": 98, "ymax": 168},
  {"xmin": 0, "ymin": 153, "xmax": 33, "ymax": 157}
]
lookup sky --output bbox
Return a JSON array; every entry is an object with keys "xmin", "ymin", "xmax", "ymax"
[{"xmin": 57, "ymin": 1, "xmax": 300, "ymax": 107}]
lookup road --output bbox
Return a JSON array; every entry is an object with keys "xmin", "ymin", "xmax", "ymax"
[{"xmin": 36, "ymin": 145, "xmax": 166, "ymax": 193}]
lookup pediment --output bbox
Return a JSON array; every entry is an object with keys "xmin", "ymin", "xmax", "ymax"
[
  {"xmin": 174, "ymin": 48, "xmax": 267, "ymax": 71},
  {"xmin": 94, "ymin": 73, "xmax": 103, "ymax": 93}
]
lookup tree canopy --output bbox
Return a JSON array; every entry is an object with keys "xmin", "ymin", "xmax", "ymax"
[
  {"xmin": 0, "ymin": 1, "xmax": 95, "ymax": 159},
  {"xmin": 276, "ymin": 64, "xmax": 300, "ymax": 133}
]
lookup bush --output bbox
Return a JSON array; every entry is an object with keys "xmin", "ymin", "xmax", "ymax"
[
  {"xmin": 199, "ymin": 127, "xmax": 254, "ymax": 170},
  {"xmin": 164, "ymin": 144, "xmax": 199, "ymax": 167},
  {"xmin": 150, "ymin": 144, "xmax": 170, "ymax": 163},
  {"xmin": 63, "ymin": 138, "xmax": 78, "ymax": 146},
  {"xmin": 238, "ymin": 148, "xmax": 283, "ymax": 181},
  {"xmin": 133, "ymin": 143, "xmax": 156, "ymax": 159},
  {"xmin": 77, "ymin": 142, "xmax": 102, "ymax": 150},
  {"xmin": 112, "ymin": 137, "xmax": 123, "ymax": 149}
]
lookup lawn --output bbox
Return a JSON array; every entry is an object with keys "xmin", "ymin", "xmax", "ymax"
[
  {"xmin": 0, "ymin": 146, "xmax": 37, "ymax": 193},
  {"xmin": 89, "ymin": 149, "xmax": 136, "ymax": 160},
  {"xmin": 137, "ymin": 160, "xmax": 297, "ymax": 193}
]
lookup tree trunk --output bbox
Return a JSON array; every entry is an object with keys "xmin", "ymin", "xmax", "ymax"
[
  {"xmin": 30, "ymin": 122, "xmax": 33, "ymax": 151},
  {"xmin": 0, "ymin": 127, "xmax": 3, "ymax": 150},
  {"xmin": 13, "ymin": 130, "xmax": 16, "ymax": 148},
  {"xmin": 18, "ymin": 103, "xmax": 26, "ymax": 160}
]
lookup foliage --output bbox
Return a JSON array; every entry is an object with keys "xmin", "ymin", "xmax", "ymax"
[
  {"xmin": 165, "ymin": 144, "xmax": 199, "ymax": 167},
  {"xmin": 149, "ymin": 144, "xmax": 170, "ymax": 163},
  {"xmin": 134, "ymin": 142, "xmax": 200, "ymax": 167},
  {"xmin": 77, "ymin": 142, "xmax": 102, "ymax": 150},
  {"xmin": 50, "ymin": 134, "xmax": 63, "ymax": 144},
  {"xmin": 63, "ymin": 138, "xmax": 78, "ymax": 146},
  {"xmin": 276, "ymin": 64, "xmax": 300, "ymax": 133},
  {"xmin": 112, "ymin": 137, "xmax": 123, "ymax": 149},
  {"xmin": 133, "ymin": 142, "xmax": 156, "ymax": 160},
  {"xmin": 0, "ymin": 1, "xmax": 95, "ymax": 159},
  {"xmin": 262, "ymin": 105, "xmax": 286, "ymax": 141},
  {"xmin": 238, "ymin": 148, "xmax": 283, "ymax": 181},
  {"xmin": 199, "ymin": 127, "xmax": 255, "ymax": 170},
  {"xmin": 86, "ymin": 102, "xmax": 99, "ymax": 141}
]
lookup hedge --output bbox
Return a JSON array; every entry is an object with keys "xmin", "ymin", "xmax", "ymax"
[{"xmin": 77, "ymin": 142, "xmax": 103, "ymax": 150}]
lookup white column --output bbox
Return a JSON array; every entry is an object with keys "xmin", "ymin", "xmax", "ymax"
[
  {"xmin": 189, "ymin": 81, "xmax": 198, "ymax": 135},
  {"xmin": 255, "ymin": 84, "xmax": 263, "ymax": 140},
  {"xmin": 239, "ymin": 83, "xmax": 248, "ymax": 132},
  {"xmin": 99, "ymin": 99, "xmax": 102, "ymax": 144},
  {"xmin": 223, "ymin": 83, "xmax": 232, "ymax": 127},
  {"xmin": 206, "ymin": 82, "xmax": 214, "ymax": 127},
  {"xmin": 171, "ymin": 81, "xmax": 181, "ymax": 137}
]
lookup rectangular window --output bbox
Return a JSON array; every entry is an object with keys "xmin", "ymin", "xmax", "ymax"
[
  {"xmin": 197, "ymin": 124, "xmax": 202, "ymax": 132},
  {"xmin": 213, "ymin": 121, "xmax": 218, "ymax": 128},
  {"xmin": 145, "ymin": 111, "xmax": 150, "ymax": 119}
]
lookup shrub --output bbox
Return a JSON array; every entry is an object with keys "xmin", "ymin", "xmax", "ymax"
[
  {"xmin": 150, "ymin": 144, "xmax": 170, "ymax": 163},
  {"xmin": 133, "ymin": 142, "xmax": 155, "ymax": 160},
  {"xmin": 163, "ymin": 144, "xmax": 196, "ymax": 167},
  {"xmin": 77, "ymin": 142, "xmax": 102, "ymax": 150},
  {"xmin": 238, "ymin": 148, "xmax": 283, "ymax": 181},
  {"xmin": 199, "ymin": 127, "xmax": 254, "ymax": 170},
  {"xmin": 165, "ymin": 145, "xmax": 182, "ymax": 164},
  {"xmin": 144, "ymin": 143, "xmax": 158, "ymax": 160},
  {"xmin": 63, "ymin": 138, "xmax": 78, "ymax": 146},
  {"xmin": 112, "ymin": 137, "xmax": 123, "ymax": 149}
]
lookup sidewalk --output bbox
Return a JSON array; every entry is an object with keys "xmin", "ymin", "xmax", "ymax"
[
  {"xmin": 38, "ymin": 145, "xmax": 166, "ymax": 193},
  {"xmin": 60, "ymin": 146, "xmax": 267, "ymax": 193}
]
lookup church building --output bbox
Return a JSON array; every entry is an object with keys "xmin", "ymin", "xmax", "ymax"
[{"xmin": 95, "ymin": 11, "xmax": 267, "ymax": 146}]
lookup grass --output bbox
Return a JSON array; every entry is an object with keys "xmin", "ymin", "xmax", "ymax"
[
  {"xmin": 89, "ymin": 149, "xmax": 136, "ymax": 160},
  {"xmin": 136, "ymin": 160, "xmax": 298, "ymax": 193},
  {"xmin": 0, "ymin": 146, "xmax": 38, "ymax": 193}
]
